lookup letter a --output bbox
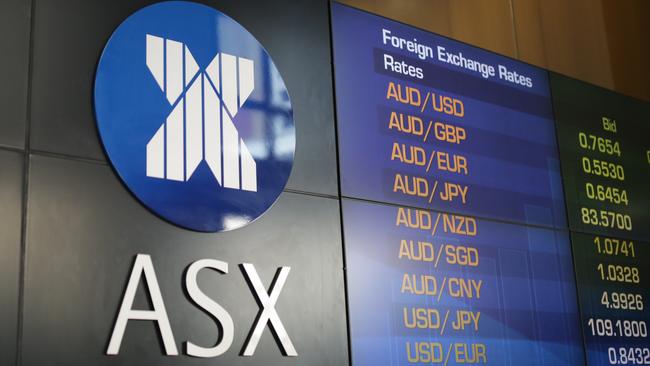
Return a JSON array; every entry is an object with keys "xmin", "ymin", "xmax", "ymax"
[{"xmin": 106, "ymin": 254, "xmax": 178, "ymax": 355}]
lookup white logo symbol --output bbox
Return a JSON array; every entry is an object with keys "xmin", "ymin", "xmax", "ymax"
[{"xmin": 145, "ymin": 34, "xmax": 257, "ymax": 192}]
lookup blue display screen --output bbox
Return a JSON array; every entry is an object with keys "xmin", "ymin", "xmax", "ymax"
[
  {"xmin": 332, "ymin": 2, "xmax": 566, "ymax": 229},
  {"xmin": 342, "ymin": 198, "xmax": 584, "ymax": 365},
  {"xmin": 332, "ymin": 3, "xmax": 587, "ymax": 365}
]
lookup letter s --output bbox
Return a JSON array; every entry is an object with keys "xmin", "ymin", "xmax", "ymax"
[{"xmin": 185, "ymin": 259, "xmax": 234, "ymax": 358}]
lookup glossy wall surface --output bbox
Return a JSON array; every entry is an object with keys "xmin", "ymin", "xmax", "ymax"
[
  {"xmin": 0, "ymin": 0, "xmax": 30, "ymax": 149},
  {"xmin": 0, "ymin": 0, "xmax": 348, "ymax": 365},
  {"xmin": 0, "ymin": 151, "xmax": 22, "ymax": 366},
  {"xmin": 2, "ymin": 1, "xmax": 649, "ymax": 366}
]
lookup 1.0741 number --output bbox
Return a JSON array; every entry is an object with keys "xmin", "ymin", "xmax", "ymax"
[{"xmin": 594, "ymin": 236, "xmax": 636, "ymax": 257}]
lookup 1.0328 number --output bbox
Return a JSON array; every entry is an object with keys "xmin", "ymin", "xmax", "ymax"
[{"xmin": 597, "ymin": 263, "xmax": 640, "ymax": 284}]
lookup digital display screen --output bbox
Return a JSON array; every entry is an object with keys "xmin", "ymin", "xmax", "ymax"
[
  {"xmin": 332, "ymin": 3, "xmax": 650, "ymax": 366},
  {"xmin": 342, "ymin": 198, "xmax": 584, "ymax": 365},
  {"xmin": 331, "ymin": 2, "xmax": 566, "ymax": 229},
  {"xmin": 552, "ymin": 74, "xmax": 650, "ymax": 365}
]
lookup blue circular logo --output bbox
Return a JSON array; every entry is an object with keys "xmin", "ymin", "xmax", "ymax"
[{"xmin": 95, "ymin": 1, "xmax": 295, "ymax": 232}]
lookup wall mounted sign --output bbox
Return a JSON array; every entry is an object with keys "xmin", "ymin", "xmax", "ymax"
[{"xmin": 94, "ymin": 1, "xmax": 295, "ymax": 232}]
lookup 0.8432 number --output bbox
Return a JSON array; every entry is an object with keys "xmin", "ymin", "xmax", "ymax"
[{"xmin": 609, "ymin": 347, "xmax": 650, "ymax": 365}]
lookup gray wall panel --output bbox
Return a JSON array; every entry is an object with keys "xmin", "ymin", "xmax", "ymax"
[
  {"xmin": 0, "ymin": 0, "xmax": 30, "ymax": 149},
  {"xmin": 29, "ymin": 0, "xmax": 338, "ymax": 196},
  {"xmin": 0, "ymin": 150, "xmax": 23, "ymax": 366},
  {"xmin": 22, "ymin": 154, "xmax": 348, "ymax": 366},
  {"xmin": 29, "ymin": 0, "xmax": 154, "ymax": 159}
]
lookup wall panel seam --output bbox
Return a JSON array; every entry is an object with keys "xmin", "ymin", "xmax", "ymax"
[
  {"xmin": 16, "ymin": 0, "xmax": 36, "ymax": 364},
  {"xmin": 508, "ymin": 0, "xmax": 520, "ymax": 59}
]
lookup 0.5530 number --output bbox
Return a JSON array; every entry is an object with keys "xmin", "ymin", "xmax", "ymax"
[{"xmin": 582, "ymin": 157, "xmax": 625, "ymax": 181}]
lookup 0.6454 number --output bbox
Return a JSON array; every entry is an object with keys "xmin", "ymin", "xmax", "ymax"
[{"xmin": 585, "ymin": 183, "xmax": 629, "ymax": 205}]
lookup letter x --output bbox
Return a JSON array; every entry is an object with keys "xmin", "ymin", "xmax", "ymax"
[{"xmin": 240, "ymin": 263, "xmax": 297, "ymax": 356}]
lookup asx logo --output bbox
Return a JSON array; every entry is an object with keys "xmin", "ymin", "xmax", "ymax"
[
  {"xmin": 94, "ymin": 2, "xmax": 295, "ymax": 232},
  {"xmin": 145, "ymin": 34, "xmax": 257, "ymax": 192}
]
